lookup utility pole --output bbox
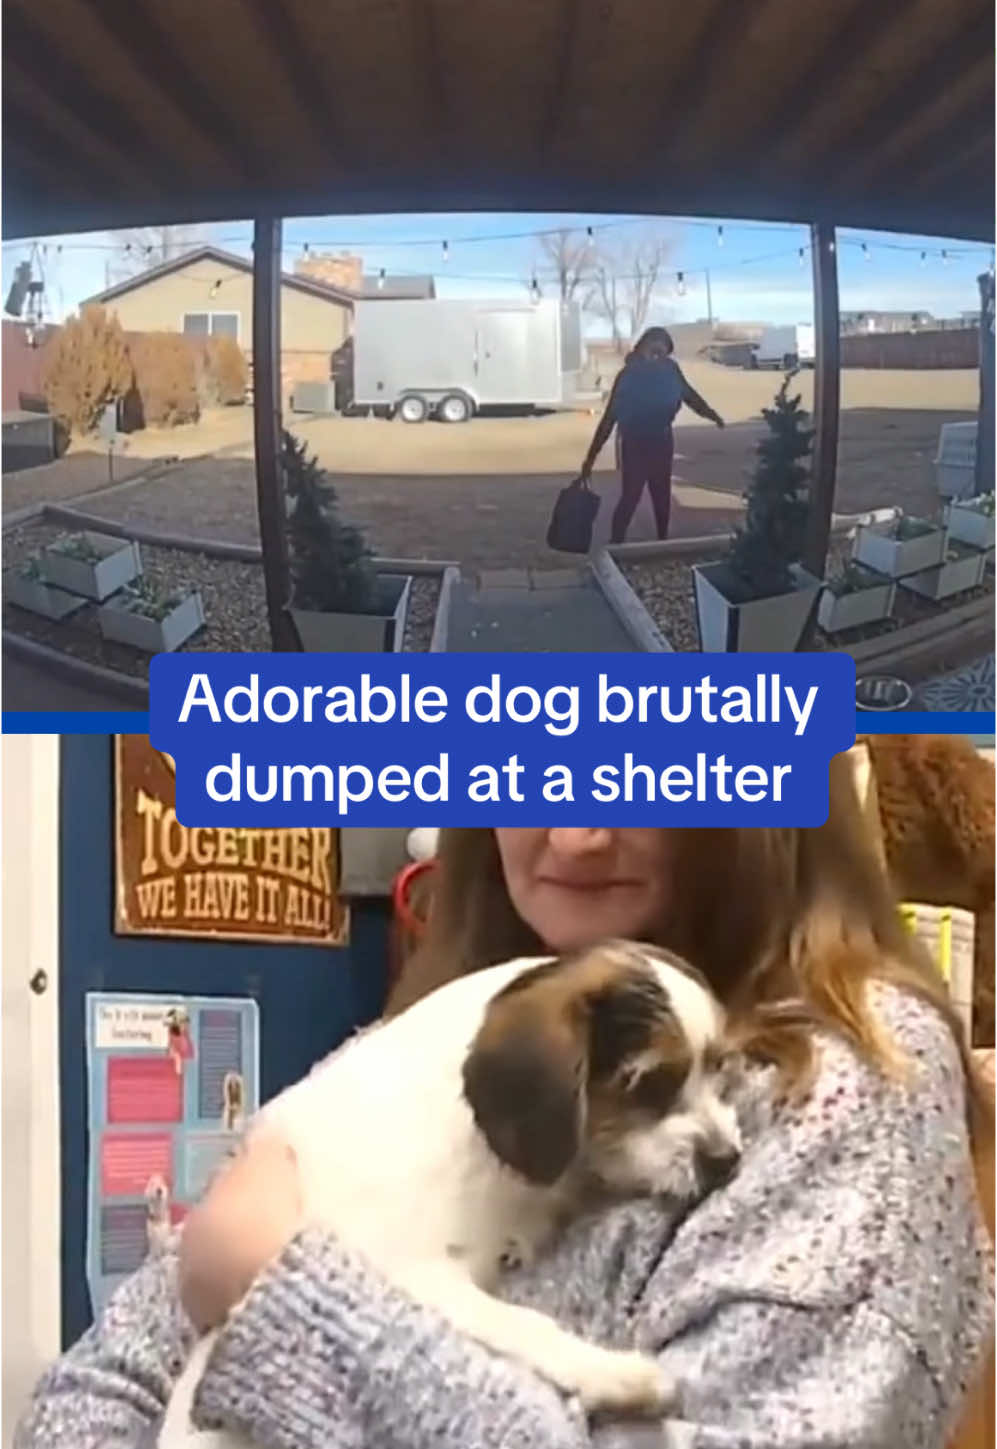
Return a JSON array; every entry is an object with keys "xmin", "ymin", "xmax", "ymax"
[{"xmin": 705, "ymin": 269, "xmax": 714, "ymax": 328}]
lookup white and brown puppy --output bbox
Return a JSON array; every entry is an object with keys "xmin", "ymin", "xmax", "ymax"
[{"xmin": 161, "ymin": 941, "xmax": 740, "ymax": 1447}]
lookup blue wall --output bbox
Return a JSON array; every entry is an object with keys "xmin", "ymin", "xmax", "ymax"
[{"xmin": 58, "ymin": 735, "xmax": 390, "ymax": 1346}]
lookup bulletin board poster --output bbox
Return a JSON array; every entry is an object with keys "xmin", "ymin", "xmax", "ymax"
[
  {"xmin": 84, "ymin": 991, "xmax": 259, "ymax": 1317},
  {"xmin": 114, "ymin": 735, "xmax": 349, "ymax": 946}
]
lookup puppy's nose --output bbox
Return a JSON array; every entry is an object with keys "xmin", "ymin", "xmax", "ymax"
[{"xmin": 697, "ymin": 1141, "xmax": 740, "ymax": 1190}]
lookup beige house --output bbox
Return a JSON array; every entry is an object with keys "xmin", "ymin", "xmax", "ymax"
[{"xmin": 83, "ymin": 246, "xmax": 432, "ymax": 403}]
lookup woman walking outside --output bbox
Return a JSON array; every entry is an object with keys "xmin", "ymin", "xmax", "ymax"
[{"xmin": 580, "ymin": 326, "xmax": 724, "ymax": 543}]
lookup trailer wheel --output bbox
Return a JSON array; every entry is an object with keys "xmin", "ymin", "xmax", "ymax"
[
  {"xmin": 437, "ymin": 392, "xmax": 473, "ymax": 424},
  {"xmin": 397, "ymin": 394, "xmax": 429, "ymax": 423}
]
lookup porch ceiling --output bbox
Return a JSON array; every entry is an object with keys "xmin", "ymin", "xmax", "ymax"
[{"xmin": 3, "ymin": 0, "xmax": 993, "ymax": 241}]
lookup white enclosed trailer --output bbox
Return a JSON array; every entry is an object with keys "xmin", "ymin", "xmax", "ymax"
[
  {"xmin": 349, "ymin": 298, "xmax": 583, "ymax": 422},
  {"xmin": 750, "ymin": 323, "xmax": 815, "ymax": 370}
]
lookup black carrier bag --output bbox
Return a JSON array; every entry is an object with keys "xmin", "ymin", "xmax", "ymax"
[{"xmin": 545, "ymin": 476, "xmax": 601, "ymax": 554}]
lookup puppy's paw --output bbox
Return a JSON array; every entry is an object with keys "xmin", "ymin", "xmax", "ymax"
[{"xmin": 563, "ymin": 1347, "xmax": 673, "ymax": 1417}]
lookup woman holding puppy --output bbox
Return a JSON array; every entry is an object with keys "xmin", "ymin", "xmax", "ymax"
[{"xmin": 17, "ymin": 755, "xmax": 993, "ymax": 1449}]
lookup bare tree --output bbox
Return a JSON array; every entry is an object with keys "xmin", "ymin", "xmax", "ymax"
[
  {"xmin": 585, "ymin": 231, "xmax": 674, "ymax": 352},
  {"xmin": 523, "ymin": 228, "xmax": 595, "ymax": 302},
  {"xmin": 538, "ymin": 228, "xmax": 595, "ymax": 302},
  {"xmin": 104, "ymin": 225, "xmax": 210, "ymax": 288}
]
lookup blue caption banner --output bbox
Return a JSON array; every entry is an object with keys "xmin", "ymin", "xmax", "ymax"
[{"xmin": 150, "ymin": 652, "xmax": 856, "ymax": 827}]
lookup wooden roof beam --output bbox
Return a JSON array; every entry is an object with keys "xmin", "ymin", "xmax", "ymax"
[
  {"xmin": 842, "ymin": 78, "xmax": 993, "ymax": 188},
  {"xmin": 645, "ymin": 0, "xmax": 768, "ymax": 159},
  {"xmin": 538, "ymin": 0, "xmax": 583, "ymax": 160},
  {"xmin": 762, "ymin": 0, "xmax": 915, "ymax": 152},
  {"xmin": 412, "ymin": 0, "xmax": 452, "ymax": 152},
  {"xmin": 917, "ymin": 130, "xmax": 994, "ymax": 191},
  {"xmin": 84, "ymin": 0, "xmax": 255, "ymax": 185},
  {"xmin": 1, "ymin": 94, "xmax": 134, "ymax": 200},
  {"xmin": 244, "ymin": 0, "xmax": 347, "ymax": 172},
  {"xmin": 3, "ymin": 6, "xmax": 179, "ymax": 188},
  {"xmin": 811, "ymin": 9, "xmax": 994, "ymax": 170}
]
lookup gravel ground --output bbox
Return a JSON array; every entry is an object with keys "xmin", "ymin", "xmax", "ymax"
[
  {"xmin": 619, "ymin": 536, "xmax": 995, "ymax": 655},
  {"xmin": 3, "ymin": 521, "xmax": 441, "ymax": 677},
  {"xmin": 401, "ymin": 576, "xmax": 442, "ymax": 651}
]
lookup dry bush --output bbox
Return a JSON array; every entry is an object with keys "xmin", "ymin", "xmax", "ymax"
[
  {"xmin": 42, "ymin": 305, "xmax": 132, "ymax": 434},
  {"xmin": 190, "ymin": 335, "xmax": 248, "ymax": 407},
  {"xmin": 129, "ymin": 333, "xmax": 200, "ymax": 427},
  {"xmin": 206, "ymin": 334, "xmax": 247, "ymax": 405}
]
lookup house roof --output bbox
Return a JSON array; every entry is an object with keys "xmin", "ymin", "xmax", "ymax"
[
  {"xmin": 81, "ymin": 246, "xmax": 357, "ymax": 308},
  {"xmin": 3, "ymin": 0, "xmax": 993, "ymax": 242}
]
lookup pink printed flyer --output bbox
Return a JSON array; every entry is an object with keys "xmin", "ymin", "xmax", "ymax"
[{"xmin": 84, "ymin": 992, "xmax": 259, "ymax": 1315}]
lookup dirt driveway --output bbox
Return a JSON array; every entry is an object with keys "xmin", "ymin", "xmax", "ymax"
[{"xmin": 10, "ymin": 362, "xmax": 978, "ymax": 574}]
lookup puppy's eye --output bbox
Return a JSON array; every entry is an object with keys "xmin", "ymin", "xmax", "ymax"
[
  {"xmin": 626, "ymin": 1064, "xmax": 685, "ymax": 1112},
  {"xmin": 710, "ymin": 1052, "xmax": 743, "ymax": 1096}
]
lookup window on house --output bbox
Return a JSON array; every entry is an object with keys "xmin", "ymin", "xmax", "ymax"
[{"xmin": 182, "ymin": 312, "xmax": 239, "ymax": 340}]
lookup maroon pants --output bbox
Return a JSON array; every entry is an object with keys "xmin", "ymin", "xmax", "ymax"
[{"xmin": 612, "ymin": 430, "xmax": 675, "ymax": 543}]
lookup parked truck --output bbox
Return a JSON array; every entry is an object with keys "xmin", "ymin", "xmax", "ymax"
[
  {"xmin": 346, "ymin": 297, "xmax": 584, "ymax": 422},
  {"xmin": 749, "ymin": 323, "xmax": 815, "ymax": 370}
]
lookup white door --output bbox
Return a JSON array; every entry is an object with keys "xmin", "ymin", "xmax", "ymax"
[{"xmin": 2, "ymin": 736, "xmax": 61, "ymax": 1446}]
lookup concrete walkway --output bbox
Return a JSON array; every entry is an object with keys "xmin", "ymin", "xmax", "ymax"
[
  {"xmin": 446, "ymin": 566, "xmax": 636, "ymax": 652},
  {"xmin": 2, "ymin": 649, "xmax": 142, "ymax": 713}
]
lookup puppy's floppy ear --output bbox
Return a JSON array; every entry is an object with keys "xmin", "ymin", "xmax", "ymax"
[
  {"xmin": 463, "ymin": 982, "xmax": 585, "ymax": 1185},
  {"xmin": 585, "ymin": 964, "xmax": 677, "ymax": 1079}
]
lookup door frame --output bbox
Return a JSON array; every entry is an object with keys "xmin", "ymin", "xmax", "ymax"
[{"xmin": 2, "ymin": 735, "xmax": 61, "ymax": 1441}]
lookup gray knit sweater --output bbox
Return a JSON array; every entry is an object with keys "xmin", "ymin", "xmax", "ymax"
[{"xmin": 16, "ymin": 989, "xmax": 994, "ymax": 1449}]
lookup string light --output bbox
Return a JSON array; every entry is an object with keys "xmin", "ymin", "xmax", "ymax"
[
  {"xmin": 861, "ymin": 242, "xmax": 871, "ymax": 262},
  {"xmin": 586, "ymin": 225, "xmax": 594, "ymax": 240},
  {"xmin": 442, "ymin": 240, "xmax": 449, "ymax": 262},
  {"xmin": 828, "ymin": 238, "xmax": 835, "ymax": 253},
  {"xmin": 209, "ymin": 278, "xmax": 222, "ymax": 297},
  {"xmin": 377, "ymin": 267, "xmax": 386, "ymax": 290},
  {"xmin": 799, "ymin": 247, "xmax": 806, "ymax": 266},
  {"xmin": 716, "ymin": 225, "xmax": 724, "ymax": 247},
  {"xmin": 676, "ymin": 271, "xmax": 686, "ymax": 296},
  {"xmin": 920, "ymin": 251, "xmax": 927, "ymax": 266},
  {"xmin": 941, "ymin": 248, "xmax": 949, "ymax": 265}
]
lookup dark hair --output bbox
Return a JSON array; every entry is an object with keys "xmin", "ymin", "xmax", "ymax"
[
  {"xmin": 630, "ymin": 326, "xmax": 675, "ymax": 358},
  {"xmin": 388, "ymin": 754, "xmax": 990, "ymax": 1146}
]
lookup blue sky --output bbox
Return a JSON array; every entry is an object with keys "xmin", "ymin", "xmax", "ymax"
[{"xmin": 3, "ymin": 212, "xmax": 992, "ymax": 332}]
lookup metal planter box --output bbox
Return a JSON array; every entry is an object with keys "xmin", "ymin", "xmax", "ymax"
[
  {"xmin": 852, "ymin": 520, "xmax": 946, "ymax": 578},
  {"xmin": 945, "ymin": 499, "xmax": 995, "ymax": 551},
  {"xmin": 817, "ymin": 572, "xmax": 896, "ymax": 633},
  {"xmin": 934, "ymin": 421, "xmax": 977, "ymax": 500},
  {"xmin": 693, "ymin": 561, "xmax": 821, "ymax": 652},
  {"xmin": 291, "ymin": 573, "xmax": 412, "ymax": 652},
  {"xmin": 5, "ymin": 571, "xmax": 88, "ymax": 620},
  {"xmin": 39, "ymin": 532, "xmax": 142, "ymax": 601},
  {"xmin": 97, "ymin": 590, "xmax": 205, "ymax": 652},
  {"xmin": 899, "ymin": 546, "xmax": 987, "ymax": 602}
]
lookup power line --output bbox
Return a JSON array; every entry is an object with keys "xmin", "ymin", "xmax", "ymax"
[{"xmin": 3, "ymin": 219, "xmax": 990, "ymax": 258}]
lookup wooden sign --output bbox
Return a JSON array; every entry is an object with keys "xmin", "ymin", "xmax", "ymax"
[{"xmin": 114, "ymin": 736, "xmax": 348, "ymax": 946}]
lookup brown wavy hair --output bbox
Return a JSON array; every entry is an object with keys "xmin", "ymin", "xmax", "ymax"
[{"xmin": 388, "ymin": 751, "xmax": 991, "ymax": 1145}]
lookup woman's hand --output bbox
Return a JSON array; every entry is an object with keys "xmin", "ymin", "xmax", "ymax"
[{"xmin": 178, "ymin": 1133, "xmax": 303, "ymax": 1332}]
